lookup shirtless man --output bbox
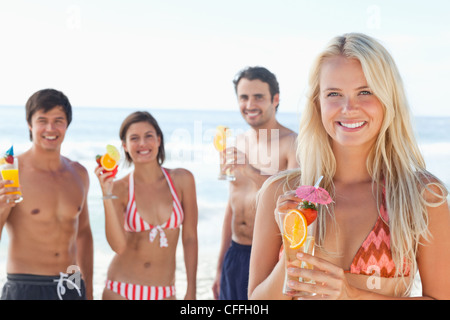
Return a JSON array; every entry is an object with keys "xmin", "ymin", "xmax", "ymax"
[
  {"xmin": 0, "ymin": 89, "xmax": 93, "ymax": 300},
  {"xmin": 212, "ymin": 67, "xmax": 298, "ymax": 300}
]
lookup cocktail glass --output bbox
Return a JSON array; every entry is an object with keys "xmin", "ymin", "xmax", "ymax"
[
  {"xmin": 277, "ymin": 176, "xmax": 332, "ymax": 297},
  {"xmin": 1, "ymin": 157, "xmax": 23, "ymax": 203},
  {"xmin": 214, "ymin": 126, "xmax": 236, "ymax": 181},
  {"xmin": 96, "ymin": 144, "xmax": 120, "ymax": 199},
  {"xmin": 278, "ymin": 207, "xmax": 316, "ymax": 297}
]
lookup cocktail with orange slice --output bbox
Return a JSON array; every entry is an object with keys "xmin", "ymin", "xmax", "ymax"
[
  {"xmin": 95, "ymin": 144, "xmax": 120, "ymax": 198},
  {"xmin": 278, "ymin": 204, "xmax": 317, "ymax": 296},
  {"xmin": 96, "ymin": 145, "xmax": 120, "ymax": 176},
  {"xmin": 277, "ymin": 176, "xmax": 332, "ymax": 296},
  {"xmin": 213, "ymin": 125, "xmax": 236, "ymax": 181}
]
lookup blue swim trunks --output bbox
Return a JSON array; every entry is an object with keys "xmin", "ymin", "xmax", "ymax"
[
  {"xmin": 219, "ymin": 240, "xmax": 251, "ymax": 300},
  {"xmin": 1, "ymin": 273, "xmax": 86, "ymax": 300}
]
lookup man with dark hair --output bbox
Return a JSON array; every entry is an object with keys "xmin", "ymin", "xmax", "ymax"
[
  {"xmin": 212, "ymin": 67, "xmax": 298, "ymax": 300},
  {"xmin": 233, "ymin": 66, "xmax": 280, "ymax": 111},
  {"xmin": 25, "ymin": 89, "xmax": 73, "ymax": 140},
  {"xmin": 0, "ymin": 89, "xmax": 93, "ymax": 300}
]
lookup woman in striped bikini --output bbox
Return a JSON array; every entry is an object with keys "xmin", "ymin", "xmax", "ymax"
[
  {"xmin": 95, "ymin": 111, "xmax": 198, "ymax": 300},
  {"xmin": 248, "ymin": 33, "xmax": 450, "ymax": 299}
]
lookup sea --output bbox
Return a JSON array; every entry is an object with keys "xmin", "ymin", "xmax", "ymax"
[{"xmin": 0, "ymin": 105, "xmax": 449, "ymax": 299}]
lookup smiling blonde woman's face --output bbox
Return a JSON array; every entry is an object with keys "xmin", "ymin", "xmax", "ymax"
[{"xmin": 319, "ymin": 56, "xmax": 384, "ymax": 151}]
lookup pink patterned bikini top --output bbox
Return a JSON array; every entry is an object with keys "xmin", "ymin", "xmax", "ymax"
[
  {"xmin": 345, "ymin": 200, "xmax": 410, "ymax": 278},
  {"xmin": 124, "ymin": 168, "xmax": 184, "ymax": 248}
]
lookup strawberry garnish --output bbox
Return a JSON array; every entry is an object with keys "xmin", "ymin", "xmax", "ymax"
[
  {"xmin": 3, "ymin": 146, "xmax": 14, "ymax": 164},
  {"xmin": 5, "ymin": 155, "xmax": 14, "ymax": 164},
  {"xmin": 298, "ymin": 200, "xmax": 318, "ymax": 225},
  {"xmin": 95, "ymin": 155, "xmax": 102, "ymax": 166}
]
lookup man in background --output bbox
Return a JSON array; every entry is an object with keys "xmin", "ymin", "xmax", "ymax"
[{"xmin": 213, "ymin": 67, "xmax": 298, "ymax": 300}]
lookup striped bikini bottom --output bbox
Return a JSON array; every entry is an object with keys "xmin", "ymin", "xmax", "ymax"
[{"xmin": 105, "ymin": 279, "xmax": 175, "ymax": 300}]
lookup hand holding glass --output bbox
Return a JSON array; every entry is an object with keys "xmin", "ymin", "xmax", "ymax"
[
  {"xmin": 96, "ymin": 144, "xmax": 120, "ymax": 199},
  {"xmin": 277, "ymin": 176, "xmax": 332, "ymax": 296},
  {"xmin": 214, "ymin": 126, "xmax": 236, "ymax": 181},
  {"xmin": 278, "ymin": 204, "xmax": 316, "ymax": 297},
  {"xmin": 1, "ymin": 157, "xmax": 23, "ymax": 203}
]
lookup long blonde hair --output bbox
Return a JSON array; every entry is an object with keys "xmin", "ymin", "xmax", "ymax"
[{"xmin": 265, "ymin": 33, "xmax": 448, "ymax": 294}]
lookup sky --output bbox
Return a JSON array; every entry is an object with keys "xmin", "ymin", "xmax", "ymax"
[{"xmin": 0, "ymin": 0, "xmax": 449, "ymax": 116}]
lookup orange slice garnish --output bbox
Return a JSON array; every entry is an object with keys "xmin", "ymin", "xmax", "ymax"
[
  {"xmin": 100, "ymin": 153, "xmax": 118, "ymax": 171},
  {"xmin": 213, "ymin": 125, "xmax": 228, "ymax": 152},
  {"xmin": 283, "ymin": 209, "xmax": 308, "ymax": 249}
]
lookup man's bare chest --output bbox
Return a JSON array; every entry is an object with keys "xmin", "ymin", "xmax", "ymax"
[{"xmin": 19, "ymin": 171, "xmax": 85, "ymax": 218}]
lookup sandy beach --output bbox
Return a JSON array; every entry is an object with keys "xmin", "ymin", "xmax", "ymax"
[{"xmin": 175, "ymin": 249, "xmax": 219, "ymax": 300}]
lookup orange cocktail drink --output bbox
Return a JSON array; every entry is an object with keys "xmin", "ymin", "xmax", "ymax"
[
  {"xmin": 1, "ymin": 168, "xmax": 20, "ymax": 191},
  {"xmin": 278, "ymin": 176, "xmax": 332, "ymax": 297},
  {"xmin": 95, "ymin": 144, "xmax": 120, "ymax": 177},
  {"xmin": 213, "ymin": 125, "xmax": 236, "ymax": 181},
  {"xmin": 95, "ymin": 144, "xmax": 121, "ymax": 199},
  {"xmin": 0, "ymin": 155, "xmax": 23, "ymax": 203},
  {"xmin": 278, "ymin": 202, "xmax": 317, "ymax": 297}
]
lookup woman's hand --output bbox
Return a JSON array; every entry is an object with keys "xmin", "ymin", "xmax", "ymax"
[
  {"xmin": 286, "ymin": 252, "xmax": 358, "ymax": 300},
  {"xmin": 274, "ymin": 190, "xmax": 301, "ymax": 229},
  {"xmin": 94, "ymin": 166, "xmax": 115, "ymax": 197}
]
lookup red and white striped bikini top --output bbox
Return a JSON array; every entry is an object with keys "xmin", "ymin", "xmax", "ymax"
[{"xmin": 124, "ymin": 168, "xmax": 184, "ymax": 247}]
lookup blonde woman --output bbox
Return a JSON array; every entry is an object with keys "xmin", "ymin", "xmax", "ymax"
[
  {"xmin": 95, "ymin": 111, "xmax": 198, "ymax": 300},
  {"xmin": 248, "ymin": 33, "xmax": 450, "ymax": 299}
]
